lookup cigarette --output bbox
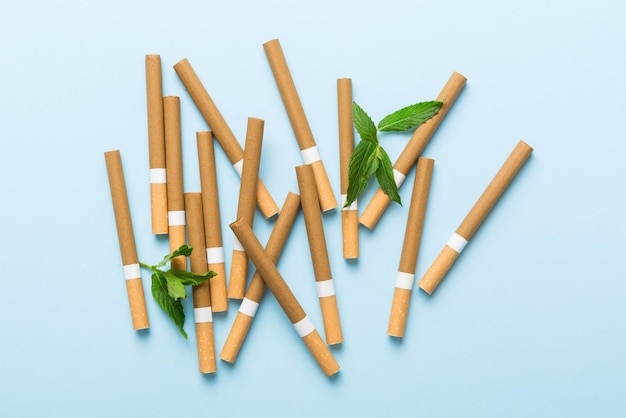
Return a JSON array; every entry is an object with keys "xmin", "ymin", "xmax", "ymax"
[
  {"xmin": 145, "ymin": 55, "xmax": 168, "ymax": 235},
  {"xmin": 418, "ymin": 140, "xmax": 533, "ymax": 295},
  {"xmin": 229, "ymin": 219, "xmax": 340, "ymax": 377},
  {"xmin": 197, "ymin": 131, "xmax": 228, "ymax": 312},
  {"xmin": 185, "ymin": 192, "xmax": 217, "ymax": 374},
  {"xmin": 263, "ymin": 38, "xmax": 337, "ymax": 212},
  {"xmin": 295, "ymin": 165, "xmax": 343, "ymax": 345},
  {"xmin": 220, "ymin": 192, "xmax": 301, "ymax": 363},
  {"xmin": 104, "ymin": 150, "xmax": 149, "ymax": 331},
  {"xmin": 173, "ymin": 58, "xmax": 279, "ymax": 219},
  {"xmin": 164, "ymin": 96, "xmax": 187, "ymax": 271},
  {"xmin": 228, "ymin": 117, "xmax": 264, "ymax": 300},
  {"xmin": 359, "ymin": 72, "xmax": 467, "ymax": 230},
  {"xmin": 387, "ymin": 158, "xmax": 434, "ymax": 337},
  {"xmin": 337, "ymin": 78, "xmax": 359, "ymax": 259}
]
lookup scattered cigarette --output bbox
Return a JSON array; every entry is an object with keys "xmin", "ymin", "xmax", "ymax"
[
  {"xmin": 296, "ymin": 164, "xmax": 343, "ymax": 345},
  {"xmin": 163, "ymin": 96, "xmax": 187, "ymax": 271},
  {"xmin": 359, "ymin": 72, "xmax": 467, "ymax": 230},
  {"xmin": 185, "ymin": 192, "xmax": 217, "ymax": 374},
  {"xmin": 337, "ymin": 78, "xmax": 359, "ymax": 259},
  {"xmin": 104, "ymin": 150, "xmax": 149, "ymax": 331},
  {"xmin": 418, "ymin": 140, "xmax": 534, "ymax": 295},
  {"xmin": 229, "ymin": 219, "xmax": 340, "ymax": 377},
  {"xmin": 228, "ymin": 117, "xmax": 265, "ymax": 300},
  {"xmin": 263, "ymin": 38, "xmax": 337, "ymax": 212},
  {"xmin": 387, "ymin": 158, "xmax": 434, "ymax": 337},
  {"xmin": 197, "ymin": 131, "xmax": 228, "ymax": 312},
  {"xmin": 145, "ymin": 55, "xmax": 168, "ymax": 235},
  {"xmin": 173, "ymin": 58, "xmax": 279, "ymax": 219},
  {"xmin": 220, "ymin": 192, "xmax": 301, "ymax": 364}
]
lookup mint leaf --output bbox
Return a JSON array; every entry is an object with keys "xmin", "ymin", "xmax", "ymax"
[
  {"xmin": 155, "ymin": 244, "xmax": 193, "ymax": 268},
  {"xmin": 169, "ymin": 269, "xmax": 217, "ymax": 286},
  {"xmin": 345, "ymin": 140, "xmax": 380, "ymax": 207},
  {"xmin": 151, "ymin": 272, "xmax": 187, "ymax": 339},
  {"xmin": 375, "ymin": 147, "xmax": 401, "ymax": 205},
  {"xmin": 378, "ymin": 101, "xmax": 443, "ymax": 132},
  {"xmin": 162, "ymin": 270, "xmax": 186, "ymax": 300},
  {"xmin": 352, "ymin": 102, "xmax": 378, "ymax": 143}
]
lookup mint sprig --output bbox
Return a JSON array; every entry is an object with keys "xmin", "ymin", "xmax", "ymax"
[
  {"xmin": 345, "ymin": 100, "xmax": 443, "ymax": 208},
  {"xmin": 140, "ymin": 244, "xmax": 216, "ymax": 339}
]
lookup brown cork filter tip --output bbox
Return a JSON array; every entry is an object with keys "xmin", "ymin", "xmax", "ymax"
[
  {"xmin": 228, "ymin": 117, "xmax": 264, "ymax": 300},
  {"xmin": 387, "ymin": 158, "xmax": 434, "ymax": 338},
  {"xmin": 337, "ymin": 78, "xmax": 358, "ymax": 259},
  {"xmin": 418, "ymin": 140, "xmax": 533, "ymax": 295},
  {"xmin": 146, "ymin": 54, "xmax": 168, "ymax": 235},
  {"xmin": 263, "ymin": 38, "xmax": 337, "ymax": 212},
  {"xmin": 360, "ymin": 72, "xmax": 467, "ymax": 230},
  {"xmin": 295, "ymin": 164, "xmax": 343, "ymax": 345},
  {"xmin": 229, "ymin": 219, "xmax": 340, "ymax": 377},
  {"xmin": 197, "ymin": 131, "xmax": 228, "ymax": 312},
  {"xmin": 173, "ymin": 58, "xmax": 279, "ymax": 219},
  {"xmin": 220, "ymin": 192, "xmax": 301, "ymax": 364},
  {"xmin": 104, "ymin": 150, "xmax": 149, "ymax": 331},
  {"xmin": 185, "ymin": 192, "xmax": 217, "ymax": 373}
]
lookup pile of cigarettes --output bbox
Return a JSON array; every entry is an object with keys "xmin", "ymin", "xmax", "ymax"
[{"xmin": 105, "ymin": 38, "xmax": 533, "ymax": 377}]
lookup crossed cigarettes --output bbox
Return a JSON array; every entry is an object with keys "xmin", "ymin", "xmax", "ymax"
[{"xmin": 230, "ymin": 219, "xmax": 340, "ymax": 377}]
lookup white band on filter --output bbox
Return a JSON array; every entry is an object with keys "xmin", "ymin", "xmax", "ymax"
[
  {"xmin": 149, "ymin": 168, "xmax": 167, "ymax": 184},
  {"xmin": 293, "ymin": 315, "xmax": 315, "ymax": 338},
  {"xmin": 206, "ymin": 247, "xmax": 225, "ymax": 264},
  {"xmin": 233, "ymin": 159, "xmax": 244, "ymax": 177},
  {"xmin": 123, "ymin": 263, "xmax": 141, "ymax": 281},
  {"xmin": 168, "ymin": 210, "xmax": 186, "ymax": 226},
  {"xmin": 316, "ymin": 279, "xmax": 336, "ymax": 298},
  {"xmin": 194, "ymin": 307, "xmax": 213, "ymax": 323},
  {"xmin": 340, "ymin": 194, "xmax": 357, "ymax": 211},
  {"xmin": 232, "ymin": 236, "xmax": 245, "ymax": 252},
  {"xmin": 447, "ymin": 232, "xmax": 468, "ymax": 253},
  {"xmin": 395, "ymin": 271, "xmax": 415, "ymax": 290},
  {"xmin": 301, "ymin": 146, "xmax": 321, "ymax": 164},
  {"xmin": 393, "ymin": 169, "xmax": 406, "ymax": 187},
  {"xmin": 239, "ymin": 297, "xmax": 260, "ymax": 317}
]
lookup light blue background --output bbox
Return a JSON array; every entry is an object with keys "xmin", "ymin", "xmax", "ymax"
[{"xmin": 1, "ymin": 0, "xmax": 624, "ymax": 416}]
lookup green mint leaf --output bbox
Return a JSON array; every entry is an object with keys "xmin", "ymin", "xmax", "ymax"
[
  {"xmin": 375, "ymin": 147, "xmax": 401, "ymax": 205},
  {"xmin": 155, "ymin": 244, "xmax": 193, "ymax": 268},
  {"xmin": 151, "ymin": 272, "xmax": 188, "ymax": 339},
  {"xmin": 352, "ymin": 102, "xmax": 378, "ymax": 143},
  {"xmin": 169, "ymin": 269, "xmax": 217, "ymax": 286},
  {"xmin": 162, "ymin": 270, "xmax": 187, "ymax": 300},
  {"xmin": 377, "ymin": 101, "xmax": 443, "ymax": 132},
  {"xmin": 345, "ymin": 140, "xmax": 381, "ymax": 207}
]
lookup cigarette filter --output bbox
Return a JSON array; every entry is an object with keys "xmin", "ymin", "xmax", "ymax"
[
  {"xmin": 418, "ymin": 140, "xmax": 533, "ymax": 295},
  {"xmin": 387, "ymin": 158, "xmax": 434, "ymax": 337},
  {"xmin": 360, "ymin": 72, "xmax": 467, "ymax": 230},
  {"xmin": 185, "ymin": 193, "xmax": 217, "ymax": 374},
  {"xmin": 337, "ymin": 78, "xmax": 358, "ymax": 259},
  {"xmin": 104, "ymin": 150, "xmax": 149, "ymax": 331},
  {"xmin": 296, "ymin": 165, "xmax": 343, "ymax": 345},
  {"xmin": 173, "ymin": 58, "xmax": 279, "ymax": 219},
  {"xmin": 263, "ymin": 38, "xmax": 337, "ymax": 212},
  {"xmin": 197, "ymin": 131, "xmax": 228, "ymax": 312},
  {"xmin": 229, "ymin": 219, "xmax": 340, "ymax": 377},
  {"xmin": 220, "ymin": 192, "xmax": 301, "ymax": 363},
  {"xmin": 228, "ymin": 117, "xmax": 264, "ymax": 300},
  {"xmin": 145, "ymin": 55, "xmax": 168, "ymax": 235},
  {"xmin": 164, "ymin": 96, "xmax": 187, "ymax": 271}
]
